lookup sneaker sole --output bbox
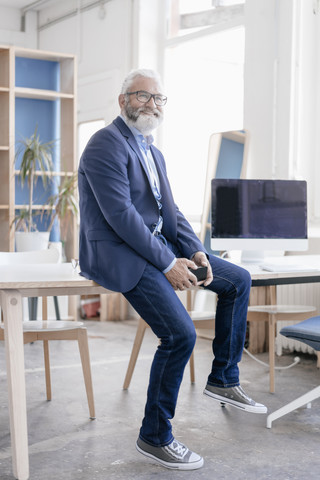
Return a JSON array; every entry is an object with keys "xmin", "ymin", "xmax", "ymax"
[
  {"xmin": 136, "ymin": 443, "xmax": 204, "ymax": 470},
  {"xmin": 203, "ymin": 388, "xmax": 267, "ymax": 414}
]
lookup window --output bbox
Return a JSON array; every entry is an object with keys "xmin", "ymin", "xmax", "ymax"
[
  {"xmin": 163, "ymin": 26, "xmax": 245, "ymax": 219},
  {"xmin": 78, "ymin": 120, "xmax": 105, "ymax": 161}
]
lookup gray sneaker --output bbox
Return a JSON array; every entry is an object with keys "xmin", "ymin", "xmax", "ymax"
[
  {"xmin": 204, "ymin": 384, "xmax": 267, "ymax": 414},
  {"xmin": 136, "ymin": 437, "xmax": 204, "ymax": 470}
]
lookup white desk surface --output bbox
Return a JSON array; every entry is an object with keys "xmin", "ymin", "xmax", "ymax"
[
  {"xmin": 0, "ymin": 256, "xmax": 320, "ymax": 287},
  {"xmin": 223, "ymin": 255, "xmax": 320, "ymax": 284},
  {"xmin": 0, "ymin": 263, "xmax": 109, "ymax": 297}
]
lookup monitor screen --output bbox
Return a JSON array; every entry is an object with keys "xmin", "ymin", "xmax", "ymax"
[{"xmin": 211, "ymin": 179, "xmax": 308, "ymax": 258}]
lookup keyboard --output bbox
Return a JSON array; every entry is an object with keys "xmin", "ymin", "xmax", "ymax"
[{"xmin": 260, "ymin": 263, "xmax": 319, "ymax": 273}]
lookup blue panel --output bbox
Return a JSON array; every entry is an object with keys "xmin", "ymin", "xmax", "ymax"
[
  {"xmin": 15, "ymin": 97, "xmax": 60, "ymax": 174},
  {"xmin": 15, "ymin": 57, "xmax": 60, "ymax": 91},
  {"xmin": 14, "ymin": 57, "xmax": 61, "ymax": 241},
  {"xmin": 215, "ymin": 138, "xmax": 244, "ymax": 179}
]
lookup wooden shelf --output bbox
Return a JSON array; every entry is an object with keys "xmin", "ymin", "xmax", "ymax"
[
  {"xmin": 15, "ymin": 87, "xmax": 74, "ymax": 101},
  {"xmin": 14, "ymin": 170, "xmax": 75, "ymax": 177},
  {"xmin": 0, "ymin": 45, "xmax": 77, "ymax": 257},
  {"xmin": 14, "ymin": 46, "xmax": 75, "ymax": 62},
  {"xmin": 15, "ymin": 205, "xmax": 55, "ymax": 210}
]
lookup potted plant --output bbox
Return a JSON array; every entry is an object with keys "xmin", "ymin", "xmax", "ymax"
[
  {"xmin": 13, "ymin": 126, "xmax": 55, "ymax": 251},
  {"xmin": 41, "ymin": 172, "xmax": 79, "ymax": 260}
]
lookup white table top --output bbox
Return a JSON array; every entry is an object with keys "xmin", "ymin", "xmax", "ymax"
[
  {"xmin": 221, "ymin": 254, "xmax": 320, "ymax": 285},
  {"xmin": 0, "ymin": 256, "xmax": 320, "ymax": 290},
  {"xmin": 0, "ymin": 263, "xmax": 108, "ymax": 295}
]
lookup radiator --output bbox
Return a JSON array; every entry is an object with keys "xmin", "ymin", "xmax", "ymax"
[{"xmin": 276, "ymin": 283, "xmax": 320, "ymax": 356}]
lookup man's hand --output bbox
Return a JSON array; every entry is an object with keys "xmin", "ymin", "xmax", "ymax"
[
  {"xmin": 192, "ymin": 251, "xmax": 213, "ymax": 287},
  {"xmin": 165, "ymin": 258, "xmax": 198, "ymax": 290},
  {"xmin": 164, "ymin": 252, "xmax": 213, "ymax": 290}
]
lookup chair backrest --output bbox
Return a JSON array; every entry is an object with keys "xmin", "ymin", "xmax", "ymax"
[{"xmin": 0, "ymin": 248, "xmax": 60, "ymax": 265}]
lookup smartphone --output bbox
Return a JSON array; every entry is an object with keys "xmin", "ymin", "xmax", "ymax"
[{"xmin": 189, "ymin": 266, "xmax": 208, "ymax": 282}]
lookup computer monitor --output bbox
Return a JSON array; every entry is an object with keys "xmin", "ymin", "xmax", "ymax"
[{"xmin": 211, "ymin": 179, "xmax": 308, "ymax": 262}]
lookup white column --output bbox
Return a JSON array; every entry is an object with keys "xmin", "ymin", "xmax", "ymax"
[{"xmin": 244, "ymin": 0, "xmax": 320, "ymax": 226}]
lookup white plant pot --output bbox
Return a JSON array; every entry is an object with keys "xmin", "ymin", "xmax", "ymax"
[
  {"xmin": 48, "ymin": 241, "xmax": 64, "ymax": 263},
  {"xmin": 15, "ymin": 231, "xmax": 50, "ymax": 252}
]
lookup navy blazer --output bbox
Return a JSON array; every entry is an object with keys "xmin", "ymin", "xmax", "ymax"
[{"xmin": 78, "ymin": 116, "xmax": 206, "ymax": 292}]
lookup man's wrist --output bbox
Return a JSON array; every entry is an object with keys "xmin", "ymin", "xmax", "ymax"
[{"xmin": 162, "ymin": 258, "xmax": 177, "ymax": 274}]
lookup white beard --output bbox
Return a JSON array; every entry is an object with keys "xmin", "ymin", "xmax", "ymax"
[
  {"xmin": 123, "ymin": 104, "xmax": 163, "ymax": 135},
  {"xmin": 132, "ymin": 113, "xmax": 162, "ymax": 135}
]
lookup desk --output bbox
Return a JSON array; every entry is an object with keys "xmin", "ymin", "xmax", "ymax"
[
  {"xmin": 235, "ymin": 254, "xmax": 320, "ymax": 287},
  {"xmin": 0, "ymin": 263, "xmax": 109, "ymax": 480},
  {"xmin": 232, "ymin": 255, "xmax": 320, "ymax": 425},
  {"xmin": 237, "ymin": 254, "xmax": 320, "ymax": 372},
  {"xmin": 2, "ymin": 258, "xmax": 320, "ymax": 479}
]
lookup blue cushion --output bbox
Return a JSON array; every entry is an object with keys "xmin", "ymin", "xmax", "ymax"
[{"xmin": 280, "ymin": 316, "xmax": 320, "ymax": 351}]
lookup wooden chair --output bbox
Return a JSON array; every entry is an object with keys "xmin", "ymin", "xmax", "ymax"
[
  {"xmin": 0, "ymin": 249, "xmax": 95, "ymax": 419},
  {"xmin": 123, "ymin": 307, "xmax": 215, "ymax": 390}
]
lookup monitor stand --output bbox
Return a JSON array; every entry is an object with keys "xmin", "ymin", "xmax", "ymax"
[{"xmin": 240, "ymin": 250, "xmax": 266, "ymax": 264}]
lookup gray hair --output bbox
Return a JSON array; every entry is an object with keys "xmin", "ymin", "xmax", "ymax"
[{"xmin": 120, "ymin": 68, "xmax": 164, "ymax": 94}]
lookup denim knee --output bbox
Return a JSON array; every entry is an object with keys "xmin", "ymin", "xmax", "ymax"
[
  {"xmin": 238, "ymin": 268, "xmax": 252, "ymax": 295},
  {"xmin": 160, "ymin": 322, "xmax": 196, "ymax": 356}
]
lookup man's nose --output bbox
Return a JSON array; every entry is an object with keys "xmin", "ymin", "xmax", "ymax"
[{"xmin": 146, "ymin": 95, "xmax": 157, "ymax": 106}]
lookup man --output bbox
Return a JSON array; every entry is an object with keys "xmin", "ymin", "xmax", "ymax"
[{"xmin": 78, "ymin": 69, "xmax": 267, "ymax": 471}]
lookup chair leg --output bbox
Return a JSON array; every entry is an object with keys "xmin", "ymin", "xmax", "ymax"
[
  {"xmin": 123, "ymin": 318, "xmax": 148, "ymax": 390},
  {"xmin": 42, "ymin": 297, "xmax": 52, "ymax": 401},
  {"xmin": 43, "ymin": 340, "xmax": 52, "ymax": 401},
  {"xmin": 77, "ymin": 328, "xmax": 95, "ymax": 419},
  {"xmin": 189, "ymin": 350, "xmax": 195, "ymax": 383},
  {"xmin": 268, "ymin": 286, "xmax": 277, "ymax": 394},
  {"xmin": 266, "ymin": 385, "xmax": 320, "ymax": 428}
]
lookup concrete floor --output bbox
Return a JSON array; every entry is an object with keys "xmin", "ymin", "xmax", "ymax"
[{"xmin": 1, "ymin": 317, "xmax": 320, "ymax": 480}]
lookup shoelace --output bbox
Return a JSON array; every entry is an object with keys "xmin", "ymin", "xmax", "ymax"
[{"xmin": 168, "ymin": 440, "xmax": 188, "ymax": 458}]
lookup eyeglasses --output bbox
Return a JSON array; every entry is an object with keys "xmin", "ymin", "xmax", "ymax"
[{"xmin": 126, "ymin": 90, "xmax": 167, "ymax": 106}]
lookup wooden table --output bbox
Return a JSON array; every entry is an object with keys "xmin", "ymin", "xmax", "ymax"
[
  {"xmin": 233, "ymin": 255, "xmax": 320, "ymax": 287},
  {"xmin": 235, "ymin": 254, "xmax": 320, "ymax": 345},
  {"xmin": 232, "ymin": 255, "xmax": 320, "ymax": 393},
  {"xmin": 0, "ymin": 263, "xmax": 109, "ymax": 480},
  {"xmin": 2, "ymin": 256, "xmax": 320, "ymax": 479}
]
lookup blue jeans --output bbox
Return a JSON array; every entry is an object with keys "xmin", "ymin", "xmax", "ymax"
[{"xmin": 123, "ymin": 243, "xmax": 251, "ymax": 447}]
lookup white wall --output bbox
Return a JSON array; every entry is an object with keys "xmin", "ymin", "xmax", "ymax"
[
  {"xmin": 0, "ymin": 9, "xmax": 37, "ymax": 47},
  {"xmin": 2, "ymin": 0, "xmax": 320, "ymax": 228},
  {"xmin": 37, "ymin": 0, "xmax": 165, "ymax": 130},
  {"xmin": 0, "ymin": 1, "xmax": 135, "ymax": 128},
  {"xmin": 39, "ymin": 0, "xmax": 133, "ymax": 127},
  {"xmin": 244, "ymin": 0, "xmax": 320, "ymax": 227}
]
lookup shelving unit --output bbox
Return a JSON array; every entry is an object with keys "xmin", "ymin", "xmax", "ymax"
[{"xmin": 0, "ymin": 45, "xmax": 77, "ymax": 261}]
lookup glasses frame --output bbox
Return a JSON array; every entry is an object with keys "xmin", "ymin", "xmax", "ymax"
[{"xmin": 126, "ymin": 90, "xmax": 167, "ymax": 106}]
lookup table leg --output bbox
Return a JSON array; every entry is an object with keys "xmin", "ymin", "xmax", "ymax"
[
  {"xmin": 0, "ymin": 289, "xmax": 29, "ymax": 480},
  {"xmin": 268, "ymin": 286, "xmax": 277, "ymax": 394},
  {"xmin": 269, "ymin": 313, "xmax": 276, "ymax": 394}
]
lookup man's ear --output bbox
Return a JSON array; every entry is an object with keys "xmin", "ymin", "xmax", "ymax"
[{"xmin": 118, "ymin": 93, "xmax": 125, "ymax": 109}]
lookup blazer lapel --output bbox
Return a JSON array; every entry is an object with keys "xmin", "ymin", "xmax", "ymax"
[
  {"xmin": 113, "ymin": 116, "xmax": 177, "ymax": 239},
  {"xmin": 150, "ymin": 146, "xmax": 177, "ymax": 239},
  {"xmin": 113, "ymin": 116, "xmax": 153, "ymax": 188}
]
